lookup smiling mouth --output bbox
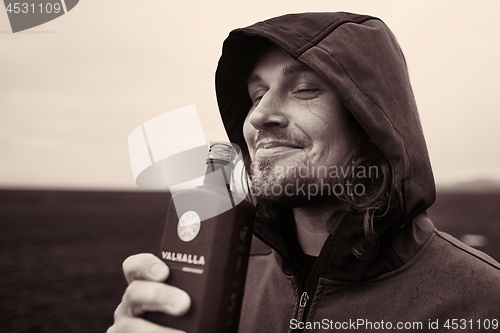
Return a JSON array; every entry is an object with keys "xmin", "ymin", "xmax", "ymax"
[
  {"xmin": 256, "ymin": 141, "xmax": 302, "ymax": 150},
  {"xmin": 254, "ymin": 142, "xmax": 303, "ymax": 158}
]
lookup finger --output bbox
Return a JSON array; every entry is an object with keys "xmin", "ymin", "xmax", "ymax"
[
  {"xmin": 123, "ymin": 253, "xmax": 169, "ymax": 284},
  {"xmin": 107, "ymin": 316, "xmax": 186, "ymax": 333},
  {"xmin": 120, "ymin": 280, "xmax": 191, "ymax": 317}
]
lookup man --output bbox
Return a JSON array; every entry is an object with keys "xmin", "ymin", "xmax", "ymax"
[{"xmin": 109, "ymin": 12, "xmax": 500, "ymax": 333}]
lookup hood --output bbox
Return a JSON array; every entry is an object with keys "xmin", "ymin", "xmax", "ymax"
[{"xmin": 215, "ymin": 12, "xmax": 435, "ymax": 227}]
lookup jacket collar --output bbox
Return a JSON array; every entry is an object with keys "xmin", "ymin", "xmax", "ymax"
[{"xmin": 252, "ymin": 205, "xmax": 435, "ymax": 282}]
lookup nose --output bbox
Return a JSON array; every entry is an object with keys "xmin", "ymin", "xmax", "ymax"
[{"xmin": 247, "ymin": 94, "xmax": 289, "ymax": 131}]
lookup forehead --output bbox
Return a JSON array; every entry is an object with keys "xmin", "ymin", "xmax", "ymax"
[{"xmin": 247, "ymin": 47, "xmax": 319, "ymax": 84}]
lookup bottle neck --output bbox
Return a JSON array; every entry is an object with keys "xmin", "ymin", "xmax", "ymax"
[{"xmin": 203, "ymin": 159, "xmax": 234, "ymax": 188}]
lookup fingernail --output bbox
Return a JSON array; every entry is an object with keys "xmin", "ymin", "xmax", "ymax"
[{"xmin": 150, "ymin": 263, "xmax": 168, "ymax": 278}]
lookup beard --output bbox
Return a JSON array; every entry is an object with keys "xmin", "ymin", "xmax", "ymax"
[
  {"xmin": 246, "ymin": 128, "xmax": 341, "ymax": 207},
  {"xmin": 248, "ymin": 154, "xmax": 333, "ymax": 208}
]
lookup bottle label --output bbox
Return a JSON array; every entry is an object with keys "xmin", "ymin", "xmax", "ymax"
[
  {"xmin": 177, "ymin": 210, "xmax": 201, "ymax": 242},
  {"xmin": 161, "ymin": 251, "xmax": 206, "ymax": 266}
]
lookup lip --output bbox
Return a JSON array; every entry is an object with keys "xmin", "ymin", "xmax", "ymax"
[
  {"xmin": 255, "ymin": 141, "xmax": 302, "ymax": 150},
  {"xmin": 254, "ymin": 141, "xmax": 303, "ymax": 158}
]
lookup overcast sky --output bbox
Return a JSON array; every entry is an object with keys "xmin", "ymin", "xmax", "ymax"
[{"xmin": 1, "ymin": 0, "xmax": 499, "ymax": 190}]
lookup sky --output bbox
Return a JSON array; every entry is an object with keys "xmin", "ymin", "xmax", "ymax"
[{"xmin": 1, "ymin": 0, "xmax": 499, "ymax": 191}]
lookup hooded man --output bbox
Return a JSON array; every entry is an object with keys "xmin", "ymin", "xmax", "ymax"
[{"xmin": 109, "ymin": 12, "xmax": 500, "ymax": 333}]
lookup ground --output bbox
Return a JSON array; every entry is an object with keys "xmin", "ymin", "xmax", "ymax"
[{"xmin": 0, "ymin": 189, "xmax": 499, "ymax": 332}]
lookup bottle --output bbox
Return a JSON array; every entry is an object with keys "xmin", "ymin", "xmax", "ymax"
[{"xmin": 146, "ymin": 143, "xmax": 255, "ymax": 333}]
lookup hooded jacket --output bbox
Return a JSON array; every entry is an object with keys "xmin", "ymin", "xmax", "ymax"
[{"xmin": 215, "ymin": 12, "xmax": 500, "ymax": 332}]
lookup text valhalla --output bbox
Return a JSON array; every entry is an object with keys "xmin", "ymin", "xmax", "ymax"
[{"xmin": 162, "ymin": 251, "xmax": 206, "ymax": 266}]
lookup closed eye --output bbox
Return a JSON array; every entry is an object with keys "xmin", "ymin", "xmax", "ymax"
[
  {"xmin": 296, "ymin": 88, "xmax": 320, "ymax": 93},
  {"xmin": 251, "ymin": 93, "xmax": 264, "ymax": 106},
  {"xmin": 249, "ymin": 88, "xmax": 267, "ymax": 107},
  {"xmin": 293, "ymin": 87, "xmax": 321, "ymax": 99}
]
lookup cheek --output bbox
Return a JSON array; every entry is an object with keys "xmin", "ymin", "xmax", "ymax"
[{"xmin": 308, "ymin": 116, "xmax": 353, "ymax": 163}]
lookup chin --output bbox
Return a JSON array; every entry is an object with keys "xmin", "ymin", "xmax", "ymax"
[
  {"xmin": 247, "ymin": 154, "xmax": 333, "ymax": 207},
  {"xmin": 248, "ymin": 174, "xmax": 326, "ymax": 208},
  {"xmin": 253, "ymin": 190, "xmax": 311, "ymax": 208}
]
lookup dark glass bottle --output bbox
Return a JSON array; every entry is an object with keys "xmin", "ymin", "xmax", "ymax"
[{"xmin": 147, "ymin": 143, "xmax": 255, "ymax": 333}]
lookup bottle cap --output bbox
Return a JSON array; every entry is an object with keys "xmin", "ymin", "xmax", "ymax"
[{"xmin": 208, "ymin": 142, "xmax": 238, "ymax": 164}]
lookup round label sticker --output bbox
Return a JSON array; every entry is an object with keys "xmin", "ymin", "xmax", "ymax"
[{"xmin": 177, "ymin": 211, "xmax": 201, "ymax": 242}]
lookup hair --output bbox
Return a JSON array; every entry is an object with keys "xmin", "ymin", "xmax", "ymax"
[{"xmin": 335, "ymin": 136, "xmax": 392, "ymax": 260}]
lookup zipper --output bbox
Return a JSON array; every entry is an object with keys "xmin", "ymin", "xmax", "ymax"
[
  {"xmin": 291, "ymin": 237, "xmax": 334, "ymax": 332},
  {"xmin": 252, "ymin": 228, "xmax": 327, "ymax": 332},
  {"xmin": 295, "ymin": 291, "xmax": 309, "ymax": 322},
  {"xmin": 293, "ymin": 272, "xmax": 319, "ymax": 332}
]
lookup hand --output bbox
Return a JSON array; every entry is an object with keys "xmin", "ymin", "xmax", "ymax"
[{"xmin": 107, "ymin": 253, "xmax": 191, "ymax": 333}]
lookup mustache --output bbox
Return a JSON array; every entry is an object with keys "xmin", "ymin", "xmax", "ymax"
[{"xmin": 255, "ymin": 129, "xmax": 311, "ymax": 149}]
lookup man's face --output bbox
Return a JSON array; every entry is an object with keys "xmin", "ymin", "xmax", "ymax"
[{"xmin": 243, "ymin": 46, "xmax": 362, "ymax": 206}]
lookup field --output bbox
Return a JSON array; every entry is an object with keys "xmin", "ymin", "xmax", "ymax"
[{"xmin": 1, "ymin": 189, "xmax": 499, "ymax": 332}]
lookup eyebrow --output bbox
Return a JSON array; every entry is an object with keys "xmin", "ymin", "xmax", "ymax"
[
  {"xmin": 246, "ymin": 63, "xmax": 317, "ymax": 85},
  {"xmin": 282, "ymin": 63, "xmax": 316, "ymax": 76},
  {"xmin": 246, "ymin": 74, "xmax": 262, "ymax": 85}
]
